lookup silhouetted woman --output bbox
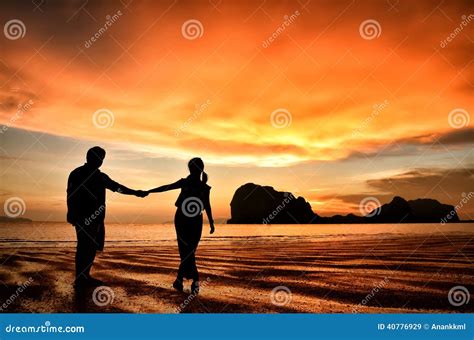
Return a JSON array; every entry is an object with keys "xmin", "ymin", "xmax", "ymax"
[{"xmin": 148, "ymin": 158, "xmax": 214, "ymax": 294}]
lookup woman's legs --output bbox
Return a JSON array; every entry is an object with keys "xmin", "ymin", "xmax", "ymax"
[
  {"xmin": 190, "ymin": 225, "xmax": 202, "ymax": 295},
  {"xmin": 188, "ymin": 240, "xmax": 199, "ymax": 294},
  {"xmin": 176, "ymin": 236, "xmax": 187, "ymax": 280},
  {"xmin": 174, "ymin": 211, "xmax": 202, "ymax": 291},
  {"xmin": 189, "ymin": 239, "xmax": 200, "ymax": 281}
]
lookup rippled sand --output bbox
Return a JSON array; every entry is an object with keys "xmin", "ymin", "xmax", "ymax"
[{"xmin": 0, "ymin": 233, "xmax": 473, "ymax": 313}]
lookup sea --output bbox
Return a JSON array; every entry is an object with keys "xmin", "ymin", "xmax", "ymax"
[{"xmin": 0, "ymin": 222, "xmax": 472, "ymax": 248}]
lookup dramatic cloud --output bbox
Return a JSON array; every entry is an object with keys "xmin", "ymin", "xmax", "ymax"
[
  {"xmin": 0, "ymin": 0, "xmax": 472, "ymax": 166},
  {"xmin": 366, "ymin": 167, "xmax": 473, "ymax": 200},
  {"xmin": 0, "ymin": 0, "xmax": 471, "ymax": 221},
  {"xmin": 346, "ymin": 127, "xmax": 474, "ymax": 160},
  {"xmin": 312, "ymin": 167, "xmax": 474, "ymax": 219}
]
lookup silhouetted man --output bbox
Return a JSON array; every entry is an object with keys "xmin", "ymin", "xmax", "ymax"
[{"xmin": 67, "ymin": 146, "xmax": 147, "ymax": 287}]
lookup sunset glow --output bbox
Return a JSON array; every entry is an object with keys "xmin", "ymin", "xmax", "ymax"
[{"xmin": 0, "ymin": 0, "xmax": 472, "ymax": 222}]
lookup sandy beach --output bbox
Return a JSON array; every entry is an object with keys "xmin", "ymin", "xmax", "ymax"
[{"xmin": 1, "ymin": 231, "xmax": 473, "ymax": 313}]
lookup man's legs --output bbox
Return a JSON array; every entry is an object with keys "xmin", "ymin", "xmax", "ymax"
[{"xmin": 75, "ymin": 225, "xmax": 97, "ymax": 284}]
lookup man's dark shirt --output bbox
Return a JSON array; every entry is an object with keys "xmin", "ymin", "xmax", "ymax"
[{"xmin": 67, "ymin": 164, "xmax": 120, "ymax": 227}]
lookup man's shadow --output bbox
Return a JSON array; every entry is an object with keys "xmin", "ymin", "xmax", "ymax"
[
  {"xmin": 73, "ymin": 286, "xmax": 126, "ymax": 313},
  {"xmin": 73, "ymin": 286, "xmax": 94, "ymax": 312}
]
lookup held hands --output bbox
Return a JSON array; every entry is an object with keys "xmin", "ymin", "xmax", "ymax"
[{"xmin": 135, "ymin": 190, "xmax": 149, "ymax": 198}]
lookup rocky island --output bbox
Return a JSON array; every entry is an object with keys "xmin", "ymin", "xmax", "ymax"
[{"xmin": 227, "ymin": 183, "xmax": 461, "ymax": 224}]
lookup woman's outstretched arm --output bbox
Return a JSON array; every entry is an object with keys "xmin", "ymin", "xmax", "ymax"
[{"xmin": 148, "ymin": 179, "xmax": 182, "ymax": 193}]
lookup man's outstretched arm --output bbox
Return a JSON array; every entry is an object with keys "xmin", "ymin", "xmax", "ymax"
[{"xmin": 104, "ymin": 174, "xmax": 148, "ymax": 197}]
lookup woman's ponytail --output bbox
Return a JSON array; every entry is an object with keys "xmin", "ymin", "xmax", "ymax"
[
  {"xmin": 201, "ymin": 171, "xmax": 208, "ymax": 184},
  {"xmin": 188, "ymin": 157, "xmax": 207, "ymax": 184}
]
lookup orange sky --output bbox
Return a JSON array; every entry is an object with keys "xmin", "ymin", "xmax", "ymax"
[{"xmin": 0, "ymin": 0, "xmax": 472, "ymax": 222}]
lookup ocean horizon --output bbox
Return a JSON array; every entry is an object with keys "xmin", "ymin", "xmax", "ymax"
[{"xmin": 1, "ymin": 221, "xmax": 472, "ymax": 248}]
